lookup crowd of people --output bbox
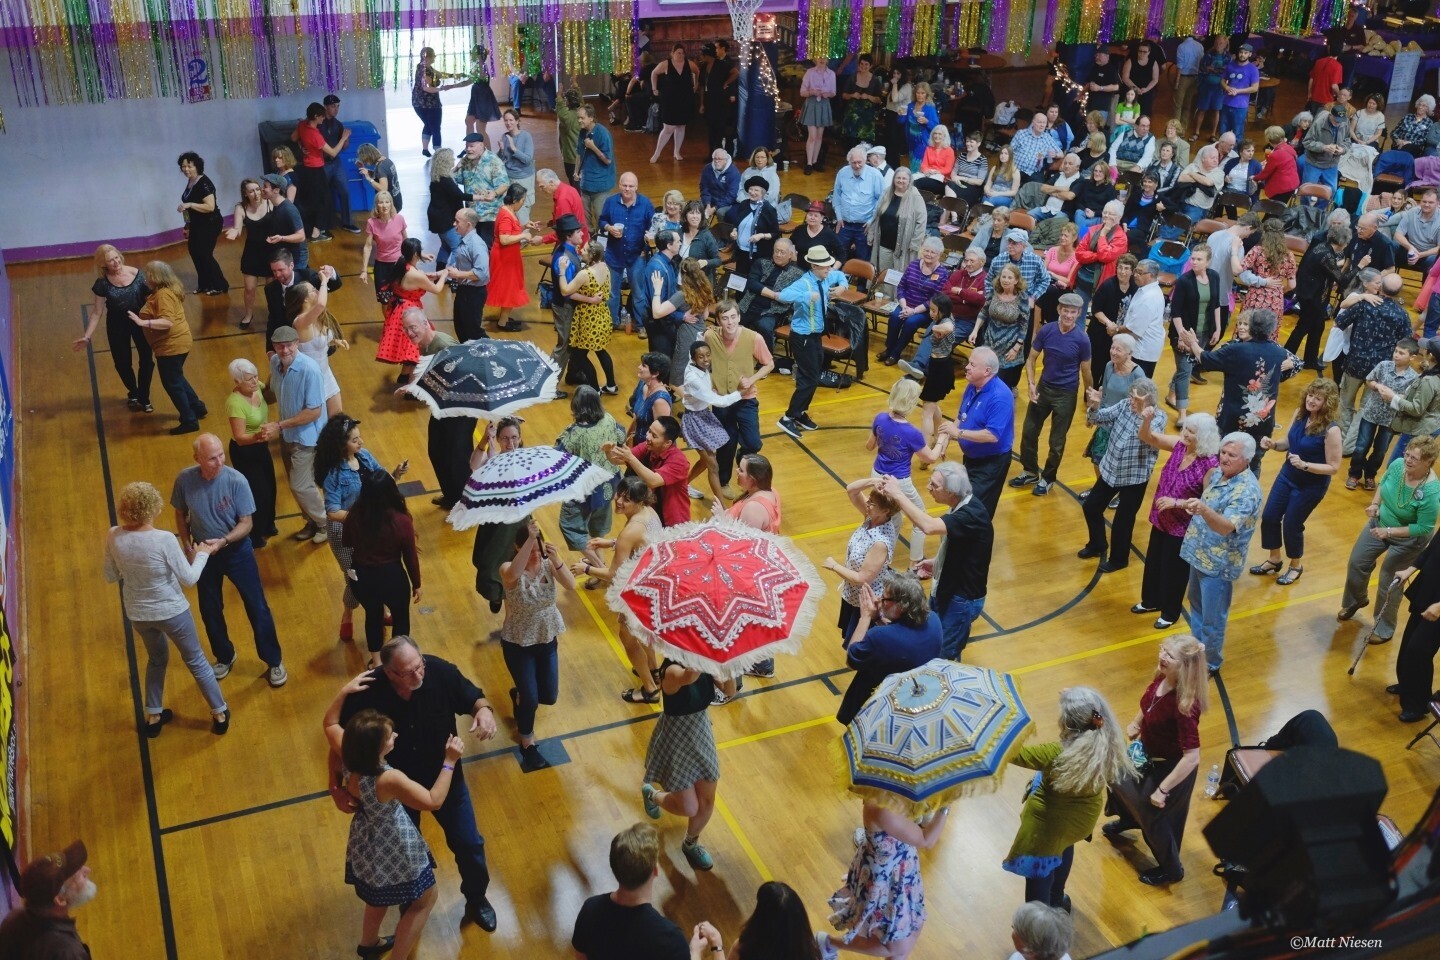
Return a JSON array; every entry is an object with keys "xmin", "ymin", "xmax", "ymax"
[{"xmin": 21, "ymin": 19, "xmax": 1440, "ymax": 960}]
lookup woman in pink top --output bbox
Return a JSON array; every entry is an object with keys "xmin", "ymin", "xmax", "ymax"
[
  {"xmin": 1038, "ymin": 222, "xmax": 1080, "ymax": 325},
  {"xmin": 799, "ymin": 58, "xmax": 837, "ymax": 175},
  {"xmin": 1133, "ymin": 411, "xmax": 1221, "ymax": 630},
  {"xmin": 360, "ymin": 191, "xmax": 407, "ymax": 314},
  {"xmin": 711, "ymin": 452, "xmax": 782, "ymax": 698}
]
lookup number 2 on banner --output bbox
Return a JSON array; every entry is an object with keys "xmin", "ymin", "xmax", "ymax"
[{"xmin": 186, "ymin": 57, "xmax": 213, "ymax": 104}]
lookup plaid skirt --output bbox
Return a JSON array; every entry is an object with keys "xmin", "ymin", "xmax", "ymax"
[
  {"xmin": 644, "ymin": 710, "xmax": 720, "ymax": 792},
  {"xmin": 682, "ymin": 408, "xmax": 731, "ymax": 453}
]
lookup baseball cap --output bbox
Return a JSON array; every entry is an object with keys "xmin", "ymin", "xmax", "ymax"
[
  {"xmin": 1239, "ymin": 43, "xmax": 1255, "ymax": 52},
  {"xmin": 19, "ymin": 841, "xmax": 86, "ymax": 908},
  {"xmin": 271, "ymin": 326, "xmax": 300, "ymax": 344}
]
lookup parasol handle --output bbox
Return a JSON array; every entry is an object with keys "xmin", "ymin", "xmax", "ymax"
[{"xmin": 910, "ymin": 676, "xmax": 923, "ymax": 696}]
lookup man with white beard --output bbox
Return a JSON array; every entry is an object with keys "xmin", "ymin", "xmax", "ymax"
[{"xmin": 0, "ymin": 839, "xmax": 95, "ymax": 957}]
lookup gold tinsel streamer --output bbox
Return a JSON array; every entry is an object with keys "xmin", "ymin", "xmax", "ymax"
[
  {"xmin": 1006, "ymin": 0, "xmax": 1032, "ymax": 54},
  {"xmin": 216, "ymin": 0, "xmax": 258, "ymax": 100},
  {"xmin": 1175, "ymin": 0, "xmax": 1199, "ymax": 37},
  {"xmin": 957, "ymin": 0, "xmax": 983, "ymax": 49},
  {"xmin": 291, "ymin": 0, "xmax": 306, "ymax": 90},
  {"xmin": 1079, "ymin": 0, "xmax": 1103, "ymax": 42},
  {"xmin": 861, "ymin": 0, "xmax": 874, "ymax": 52},
  {"xmin": 110, "ymin": 0, "xmax": 153, "ymax": 100}
]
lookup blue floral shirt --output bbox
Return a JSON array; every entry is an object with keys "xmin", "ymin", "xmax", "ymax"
[{"xmin": 1180, "ymin": 468, "xmax": 1262, "ymax": 581}]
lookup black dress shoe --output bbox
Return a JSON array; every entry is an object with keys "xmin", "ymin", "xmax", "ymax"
[
  {"xmin": 144, "ymin": 708, "xmax": 175, "ymax": 738},
  {"xmin": 520, "ymin": 744, "xmax": 552, "ymax": 771},
  {"xmin": 1399, "ymin": 710, "xmax": 1428, "ymax": 723},
  {"xmin": 469, "ymin": 898, "xmax": 498, "ymax": 932},
  {"xmin": 553, "ymin": 389, "xmax": 569, "ymax": 399},
  {"xmin": 1385, "ymin": 683, "xmax": 1401, "ymax": 694},
  {"xmin": 1138, "ymin": 867, "xmax": 1183, "ymax": 886},
  {"xmin": 356, "ymin": 934, "xmax": 396, "ymax": 959},
  {"xmin": 1101, "ymin": 819, "xmax": 1132, "ymax": 838},
  {"xmin": 1098, "ymin": 560, "xmax": 1129, "ymax": 574},
  {"xmin": 1077, "ymin": 545, "xmax": 1103, "ymax": 559}
]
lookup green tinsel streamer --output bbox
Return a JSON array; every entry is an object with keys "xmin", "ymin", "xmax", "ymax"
[
  {"xmin": 1164, "ymin": 2, "xmax": 1177, "ymax": 37},
  {"xmin": 62, "ymin": 0, "xmax": 102, "ymax": 102},
  {"xmin": 884, "ymin": 0, "xmax": 899, "ymax": 54},
  {"xmin": 830, "ymin": 3, "xmax": 848, "ymax": 60},
  {"xmin": 979, "ymin": 4, "xmax": 992, "ymax": 51},
  {"xmin": 140, "ymin": 0, "xmax": 176, "ymax": 99}
]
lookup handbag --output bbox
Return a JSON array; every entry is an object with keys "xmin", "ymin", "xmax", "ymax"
[{"xmin": 1321, "ymin": 323, "xmax": 1350, "ymax": 364}]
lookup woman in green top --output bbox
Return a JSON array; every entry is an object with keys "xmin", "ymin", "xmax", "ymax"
[
  {"xmin": 224, "ymin": 358, "xmax": 277, "ymax": 548},
  {"xmin": 1005, "ymin": 686, "xmax": 1134, "ymax": 910},
  {"xmin": 556, "ymin": 87, "xmax": 583, "ymax": 185},
  {"xmin": 1339, "ymin": 435, "xmax": 1440, "ymax": 641}
]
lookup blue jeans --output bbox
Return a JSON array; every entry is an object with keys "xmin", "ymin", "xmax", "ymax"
[
  {"xmin": 1350, "ymin": 419, "xmax": 1393, "ymax": 481},
  {"xmin": 404, "ymin": 770, "xmax": 490, "ymax": 905},
  {"xmin": 501, "ymin": 640, "xmax": 559, "ymax": 737},
  {"xmin": 1424, "ymin": 293, "xmax": 1440, "ymax": 338},
  {"xmin": 1169, "ymin": 343, "xmax": 1194, "ymax": 408},
  {"xmin": 1305, "ymin": 165, "xmax": 1338, "ymax": 195},
  {"xmin": 1220, "ymin": 104, "xmax": 1249, "ymax": 139},
  {"xmin": 1259, "ymin": 472, "xmax": 1328, "ymax": 559},
  {"xmin": 985, "ymin": 195, "xmax": 1015, "ymax": 207},
  {"xmin": 610, "ymin": 259, "xmax": 644, "ymax": 331},
  {"xmin": 837, "ymin": 222, "xmax": 872, "ymax": 266},
  {"xmin": 1073, "ymin": 210, "xmax": 1101, "ymax": 238},
  {"xmin": 883, "ymin": 306, "xmax": 929, "ymax": 359},
  {"xmin": 715, "ymin": 397, "xmax": 761, "ymax": 486},
  {"xmin": 435, "ymin": 227, "xmax": 461, "ymax": 270},
  {"xmin": 196, "ymin": 539, "xmax": 282, "ymax": 668},
  {"xmin": 934, "ymin": 594, "xmax": 985, "ymax": 660},
  {"xmin": 155, "ymin": 353, "xmax": 203, "ymax": 425},
  {"xmin": 1187, "ymin": 568, "xmax": 1234, "ymax": 671},
  {"xmin": 558, "ymin": 497, "xmax": 614, "ymax": 549},
  {"xmin": 1181, "ymin": 203, "xmax": 1209, "ymax": 224},
  {"xmin": 132, "ymin": 611, "xmax": 227, "ymax": 717}
]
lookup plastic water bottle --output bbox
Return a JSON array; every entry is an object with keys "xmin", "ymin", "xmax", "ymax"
[{"xmin": 1203, "ymin": 763, "xmax": 1221, "ymax": 798}]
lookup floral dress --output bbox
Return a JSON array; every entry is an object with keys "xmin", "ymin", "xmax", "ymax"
[
  {"xmin": 344, "ymin": 766, "xmax": 437, "ymax": 906},
  {"xmin": 828, "ymin": 827, "xmax": 925, "ymax": 946},
  {"xmin": 569, "ymin": 266, "xmax": 613, "ymax": 352},
  {"xmin": 1239, "ymin": 246, "xmax": 1295, "ymax": 319},
  {"xmin": 377, "ymin": 265, "xmax": 425, "ymax": 365},
  {"xmin": 841, "ymin": 74, "xmax": 886, "ymax": 142}
]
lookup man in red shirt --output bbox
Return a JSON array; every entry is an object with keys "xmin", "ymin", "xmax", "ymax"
[
  {"xmin": 607, "ymin": 416, "xmax": 692, "ymax": 526},
  {"xmin": 292, "ymin": 101, "xmax": 341, "ymax": 242},
  {"xmin": 535, "ymin": 168, "xmax": 590, "ymax": 245},
  {"xmin": 1307, "ymin": 52, "xmax": 1343, "ymax": 114}
]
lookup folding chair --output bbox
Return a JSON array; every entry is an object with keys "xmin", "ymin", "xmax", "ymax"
[
  {"xmin": 835, "ymin": 259, "xmax": 874, "ymax": 304},
  {"xmin": 1252, "ymin": 198, "xmax": 1289, "ymax": 221},
  {"xmin": 1008, "ymin": 210, "xmax": 1036, "ymax": 233},
  {"xmin": 1190, "ymin": 218, "xmax": 1228, "ymax": 247},
  {"xmin": 711, "ymin": 222, "xmax": 737, "ymax": 274},
  {"xmin": 1295, "ymin": 182, "xmax": 1334, "ymax": 213},
  {"xmin": 1405, "ymin": 699, "xmax": 1440, "ymax": 751},
  {"xmin": 822, "ymin": 302, "xmax": 864, "ymax": 383}
]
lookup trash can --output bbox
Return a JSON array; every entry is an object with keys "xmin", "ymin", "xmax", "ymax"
[{"xmin": 343, "ymin": 121, "xmax": 383, "ymax": 215}]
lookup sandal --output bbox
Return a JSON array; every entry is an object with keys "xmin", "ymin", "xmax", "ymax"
[
  {"xmin": 1277, "ymin": 566, "xmax": 1304, "ymax": 586},
  {"xmin": 1249, "ymin": 559, "xmax": 1283, "ymax": 576},
  {"xmin": 621, "ymin": 687, "xmax": 660, "ymax": 704}
]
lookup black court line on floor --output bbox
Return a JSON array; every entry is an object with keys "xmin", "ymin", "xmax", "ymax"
[{"xmin": 80, "ymin": 304, "xmax": 181, "ymax": 960}]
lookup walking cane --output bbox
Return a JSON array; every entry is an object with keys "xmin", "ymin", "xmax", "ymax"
[{"xmin": 1349, "ymin": 574, "xmax": 1405, "ymax": 676}]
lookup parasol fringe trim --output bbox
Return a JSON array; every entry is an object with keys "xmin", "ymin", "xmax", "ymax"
[
  {"xmin": 399, "ymin": 349, "xmax": 563, "ymax": 421},
  {"xmin": 445, "ymin": 462, "xmax": 614, "ymax": 530}
]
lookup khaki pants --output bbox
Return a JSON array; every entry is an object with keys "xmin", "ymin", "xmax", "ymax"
[{"xmin": 1174, "ymin": 75, "xmax": 1199, "ymax": 128}]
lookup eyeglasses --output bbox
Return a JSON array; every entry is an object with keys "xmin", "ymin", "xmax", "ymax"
[{"xmin": 386, "ymin": 661, "xmax": 425, "ymax": 679}]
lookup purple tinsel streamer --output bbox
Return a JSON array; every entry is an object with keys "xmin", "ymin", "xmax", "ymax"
[
  {"xmin": 484, "ymin": 2, "xmax": 497, "ymax": 79},
  {"xmin": 902, "ymin": 0, "xmax": 918, "ymax": 58},
  {"xmin": 1148, "ymin": 0, "xmax": 1166, "ymax": 36},
  {"xmin": 849, "ymin": 0, "xmax": 863, "ymax": 56},
  {"xmin": 989, "ymin": 0, "xmax": 1009, "ymax": 52},
  {"xmin": 93, "ymin": 0, "xmax": 121, "ymax": 98},
  {"xmin": 632, "ymin": 0, "xmax": 641, "ymax": 77},
  {"xmin": 1099, "ymin": 0, "xmax": 1117, "ymax": 43},
  {"xmin": 1197, "ymin": 0, "xmax": 1215, "ymax": 37},
  {"xmin": 253, "ymin": 0, "xmax": 273, "ymax": 99},
  {"xmin": 1042, "ymin": 0, "xmax": 1059, "ymax": 47},
  {"xmin": 796, "ymin": 0, "xmax": 809, "ymax": 56}
]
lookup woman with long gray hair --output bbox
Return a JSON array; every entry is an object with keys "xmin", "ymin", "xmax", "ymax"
[{"xmin": 1005, "ymin": 686, "xmax": 1132, "ymax": 909}]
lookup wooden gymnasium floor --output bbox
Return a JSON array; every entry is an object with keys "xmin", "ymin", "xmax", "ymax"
[{"xmin": 10, "ymin": 71, "xmax": 1440, "ymax": 960}]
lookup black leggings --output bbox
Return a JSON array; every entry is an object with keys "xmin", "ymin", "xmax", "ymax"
[
  {"xmin": 353, "ymin": 561, "xmax": 411, "ymax": 653},
  {"xmin": 187, "ymin": 216, "xmax": 229, "ymax": 292},
  {"xmin": 105, "ymin": 315, "xmax": 154, "ymax": 404},
  {"xmin": 415, "ymin": 106, "xmax": 443, "ymax": 146},
  {"xmin": 998, "ymin": 365, "xmax": 1023, "ymax": 390},
  {"xmin": 1023, "ymin": 846, "xmax": 1075, "ymax": 908},
  {"xmin": 570, "ymin": 349, "xmax": 616, "ymax": 389}
]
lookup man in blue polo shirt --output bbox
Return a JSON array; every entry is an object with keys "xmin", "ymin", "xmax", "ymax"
[
  {"xmin": 266, "ymin": 325, "xmax": 329, "ymax": 542},
  {"xmin": 831, "ymin": 146, "xmax": 885, "ymax": 265},
  {"xmin": 1010, "ymin": 293, "xmax": 1093, "ymax": 497},
  {"xmin": 771, "ymin": 247, "xmax": 848, "ymax": 438},
  {"xmin": 1220, "ymin": 43, "xmax": 1260, "ymax": 139},
  {"xmin": 940, "ymin": 346, "xmax": 1014, "ymax": 519},
  {"xmin": 576, "ymin": 105, "xmax": 616, "ymax": 235},
  {"xmin": 599, "ymin": 171, "xmax": 655, "ymax": 333}
]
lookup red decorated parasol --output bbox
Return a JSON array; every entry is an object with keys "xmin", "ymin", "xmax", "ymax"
[{"xmin": 605, "ymin": 520, "xmax": 826, "ymax": 678}]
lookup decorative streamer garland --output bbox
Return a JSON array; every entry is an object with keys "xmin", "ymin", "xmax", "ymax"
[{"xmin": 0, "ymin": 0, "xmax": 1350, "ymax": 109}]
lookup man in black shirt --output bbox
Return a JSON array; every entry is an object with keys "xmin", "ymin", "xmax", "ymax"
[
  {"xmin": 878, "ymin": 462, "xmax": 994, "ymax": 660},
  {"xmin": 1180, "ymin": 308, "xmax": 1289, "ymax": 473},
  {"xmin": 319, "ymin": 94, "xmax": 359, "ymax": 233},
  {"xmin": 1345, "ymin": 212, "xmax": 1396, "ymax": 286},
  {"xmin": 572, "ymin": 823, "xmax": 692, "ymax": 960},
  {"xmin": 702, "ymin": 41, "xmax": 739, "ymax": 154},
  {"xmin": 263, "ymin": 249, "xmax": 340, "ymax": 349},
  {"xmin": 260, "ymin": 173, "xmax": 309, "ymax": 271},
  {"xmin": 331, "ymin": 636, "xmax": 502, "ymax": 932},
  {"xmin": 1086, "ymin": 47, "xmax": 1122, "ymax": 122}
]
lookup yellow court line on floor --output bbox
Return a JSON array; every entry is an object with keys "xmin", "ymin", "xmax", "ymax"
[
  {"xmin": 1011, "ymin": 583, "xmax": 1346, "ymax": 676},
  {"xmin": 714, "ymin": 794, "xmax": 774, "ymax": 882},
  {"xmin": 717, "ymin": 714, "xmax": 836, "ymax": 750},
  {"xmin": 573, "ymin": 577, "xmax": 663, "ymax": 714}
]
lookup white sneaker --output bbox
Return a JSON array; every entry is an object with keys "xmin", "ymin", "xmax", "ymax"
[
  {"xmin": 310, "ymin": 527, "xmax": 328, "ymax": 544},
  {"xmin": 212, "ymin": 657, "xmax": 236, "ymax": 680},
  {"xmin": 688, "ymin": 485, "xmax": 706, "ymax": 499},
  {"xmin": 267, "ymin": 663, "xmax": 289, "ymax": 687},
  {"xmin": 897, "ymin": 359, "xmax": 925, "ymax": 379}
]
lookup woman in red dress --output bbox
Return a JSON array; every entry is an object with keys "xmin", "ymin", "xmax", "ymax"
[
  {"xmin": 377, "ymin": 237, "xmax": 445, "ymax": 384},
  {"xmin": 489, "ymin": 183, "xmax": 536, "ymax": 333}
]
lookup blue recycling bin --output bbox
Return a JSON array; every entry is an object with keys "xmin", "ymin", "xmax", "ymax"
[{"xmin": 343, "ymin": 121, "xmax": 383, "ymax": 215}]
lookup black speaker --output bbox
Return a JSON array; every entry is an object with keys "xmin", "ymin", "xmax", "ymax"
[{"xmin": 1204, "ymin": 746, "xmax": 1394, "ymax": 932}]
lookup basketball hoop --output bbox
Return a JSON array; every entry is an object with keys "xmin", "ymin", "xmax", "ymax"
[{"xmin": 727, "ymin": 0, "xmax": 764, "ymax": 63}]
